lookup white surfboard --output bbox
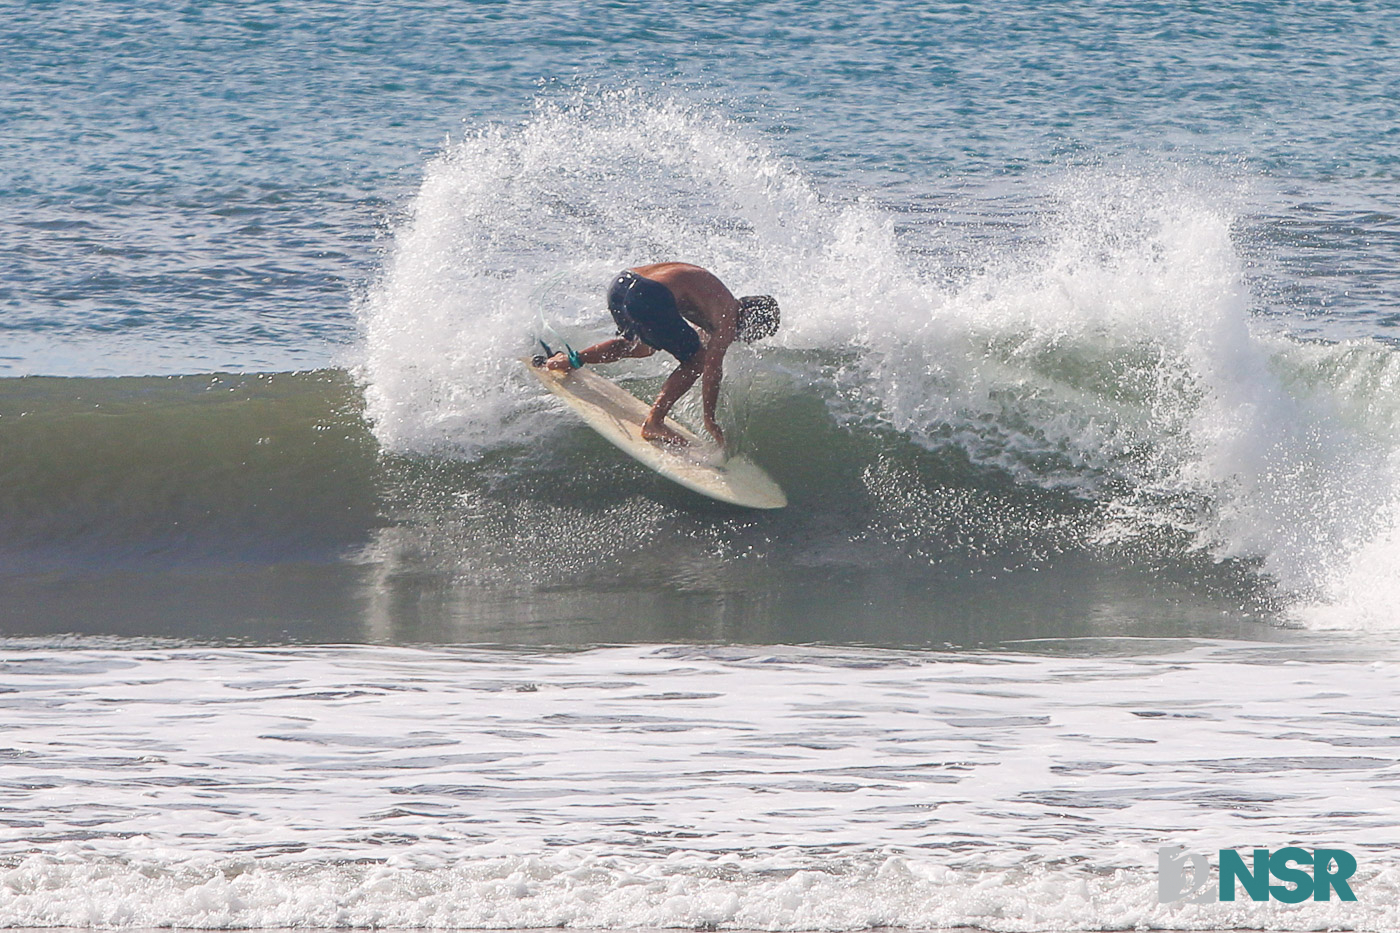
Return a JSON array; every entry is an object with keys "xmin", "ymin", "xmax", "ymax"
[{"xmin": 524, "ymin": 358, "xmax": 787, "ymax": 509}]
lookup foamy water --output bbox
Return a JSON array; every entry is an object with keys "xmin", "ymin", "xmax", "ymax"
[{"xmin": 3, "ymin": 639, "xmax": 1399, "ymax": 930}]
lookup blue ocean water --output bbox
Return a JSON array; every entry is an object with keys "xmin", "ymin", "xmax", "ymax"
[
  {"xmin": 4, "ymin": 0, "xmax": 1399, "ymax": 374},
  {"xmin": 6, "ymin": 3, "xmax": 1400, "ymax": 930}
]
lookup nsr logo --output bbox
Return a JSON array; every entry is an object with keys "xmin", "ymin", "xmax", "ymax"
[{"xmin": 1158, "ymin": 846, "xmax": 1358, "ymax": 904}]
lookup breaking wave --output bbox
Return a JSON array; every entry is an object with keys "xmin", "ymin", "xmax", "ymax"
[{"xmin": 354, "ymin": 93, "xmax": 1400, "ymax": 629}]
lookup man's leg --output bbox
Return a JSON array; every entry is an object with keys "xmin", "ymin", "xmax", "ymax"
[{"xmin": 641, "ymin": 350, "xmax": 705, "ymax": 445}]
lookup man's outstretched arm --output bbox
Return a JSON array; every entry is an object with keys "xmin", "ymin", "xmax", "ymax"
[{"xmin": 544, "ymin": 337, "xmax": 653, "ymax": 371}]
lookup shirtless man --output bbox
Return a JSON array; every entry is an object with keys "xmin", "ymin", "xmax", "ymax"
[{"xmin": 544, "ymin": 263, "xmax": 780, "ymax": 448}]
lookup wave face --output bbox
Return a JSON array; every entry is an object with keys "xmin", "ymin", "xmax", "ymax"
[
  {"xmin": 353, "ymin": 95, "xmax": 1400, "ymax": 633},
  {"xmin": 0, "ymin": 372, "xmax": 378, "ymax": 570}
]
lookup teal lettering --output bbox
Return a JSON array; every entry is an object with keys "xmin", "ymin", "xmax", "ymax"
[
  {"xmin": 1313, "ymin": 849, "xmax": 1358, "ymax": 901},
  {"xmin": 1269, "ymin": 847, "xmax": 1313, "ymax": 903},
  {"xmin": 1219, "ymin": 849, "xmax": 1270, "ymax": 902}
]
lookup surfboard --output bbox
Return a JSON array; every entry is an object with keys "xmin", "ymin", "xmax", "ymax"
[{"xmin": 524, "ymin": 358, "xmax": 787, "ymax": 509}]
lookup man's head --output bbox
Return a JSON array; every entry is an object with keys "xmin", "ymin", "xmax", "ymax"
[{"xmin": 737, "ymin": 295, "xmax": 780, "ymax": 343}]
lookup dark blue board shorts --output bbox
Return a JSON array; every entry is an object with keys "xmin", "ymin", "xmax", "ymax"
[{"xmin": 608, "ymin": 270, "xmax": 702, "ymax": 364}]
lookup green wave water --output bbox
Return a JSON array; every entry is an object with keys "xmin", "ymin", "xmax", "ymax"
[{"xmin": 0, "ymin": 361, "xmax": 1330, "ymax": 646}]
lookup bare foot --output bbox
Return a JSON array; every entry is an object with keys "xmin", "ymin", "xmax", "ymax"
[
  {"xmin": 544, "ymin": 352, "xmax": 572, "ymax": 372},
  {"xmin": 703, "ymin": 418, "xmax": 724, "ymax": 451},
  {"xmin": 641, "ymin": 422, "xmax": 688, "ymax": 447}
]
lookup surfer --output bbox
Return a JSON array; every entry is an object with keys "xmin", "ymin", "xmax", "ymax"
[{"xmin": 544, "ymin": 263, "xmax": 780, "ymax": 448}]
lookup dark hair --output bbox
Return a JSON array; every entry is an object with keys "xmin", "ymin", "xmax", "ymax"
[{"xmin": 737, "ymin": 295, "xmax": 780, "ymax": 343}]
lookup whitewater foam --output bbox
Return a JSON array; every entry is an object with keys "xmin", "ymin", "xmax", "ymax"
[{"xmin": 2, "ymin": 641, "xmax": 1399, "ymax": 931}]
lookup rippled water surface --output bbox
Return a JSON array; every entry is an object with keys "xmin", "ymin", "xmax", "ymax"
[{"xmin": 5, "ymin": 1, "xmax": 1400, "ymax": 372}]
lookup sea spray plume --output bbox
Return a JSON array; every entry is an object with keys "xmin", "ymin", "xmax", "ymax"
[
  {"xmin": 1285, "ymin": 341, "xmax": 1400, "ymax": 629},
  {"xmin": 798, "ymin": 167, "xmax": 1400, "ymax": 608},
  {"xmin": 356, "ymin": 91, "xmax": 830, "ymax": 459},
  {"xmin": 1000, "ymin": 174, "xmax": 1396, "ymax": 603},
  {"xmin": 1038, "ymin": 176, "xmax": 1395, "ymax": 600}
]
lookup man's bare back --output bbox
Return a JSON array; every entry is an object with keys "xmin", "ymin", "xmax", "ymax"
[
  {"xmin": 629, "ymin": 263, "xmax": 741, "ymax": 335},
  {"xmin": 545, "ymin": 264, "xmax": 780, "ymax": 449}
]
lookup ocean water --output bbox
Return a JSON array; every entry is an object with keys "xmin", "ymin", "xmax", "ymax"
[{"xmin": 4, "ymin": 1, "xmax": 1400, "ymax": 929}]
